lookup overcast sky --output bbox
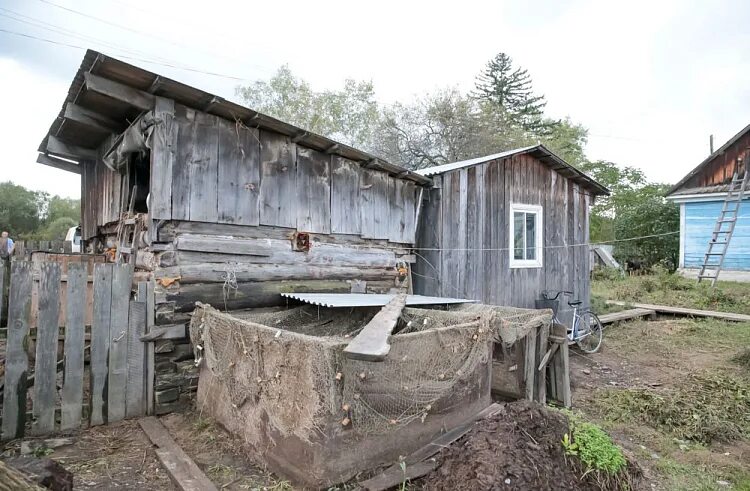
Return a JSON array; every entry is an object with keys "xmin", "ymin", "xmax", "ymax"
[{"xmin": 1, "ymin": 0, "xmax": 749, "ymax": 199}]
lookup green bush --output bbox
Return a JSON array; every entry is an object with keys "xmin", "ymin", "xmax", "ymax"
[{"xmin": 592, "ymin": 267, "xmax": 625, "ymax": 282}]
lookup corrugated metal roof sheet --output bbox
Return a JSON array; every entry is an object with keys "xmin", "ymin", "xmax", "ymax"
[
  {"xmin": 416, "ymin": 146, "xmax": 537, "ymax": 176},
  {"xmin": 280, "ymin": 293, "xmax": 475, "ymax": 308},
  {"xmin": 415, "ymin": 144, "xmax": 609, "ymax": 196}
]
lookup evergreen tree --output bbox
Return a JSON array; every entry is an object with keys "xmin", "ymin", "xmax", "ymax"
[{"xmin": 473, "ymin": 53, "xmax": 548, "ymax": 133}]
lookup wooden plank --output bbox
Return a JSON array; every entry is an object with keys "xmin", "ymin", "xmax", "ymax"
[
  {"xmin": 1, "ymin": 262, "xmax": 33, "ymax": 440},
  {"xmin": 598, "ymin": 308, "xmax": 656, "ymax": 325},
  {"xmin": 605, "ymin": 300, "xmax": 750, "ymax": 322},
  {"xmin": 188, "ymin": 113, "xmax": 219, "ymax": 223},
  {"xmin": 139, "ymin": 281, "xmax": 156, "ymax": 415},
  {"xmin": 46, "ymin": 135, "xmax": 97, "ymax": 161},
  {"xmin": 32, "ymin": 262, "xmax": 61, "ymax": 435},
  {"xmin": 330, "ymin": 156, "xmax": 361, "ymax": 235},
  {"xmin": 360, "ymin": 403, "xmax": 503, "ymax": 491},
  {"xmin": 36, "ymin": 153, "xmax": 82, "ymax": 175},
  {"xmin": 139, "ymin": 324, "xmax": 187, "ymax": 342},
  {"xmin": 388, "ymin": 178, "xmax": 407, "ymax": 243},
  {"xmin": 139, "ymin": 417, "xmax": 219, "ymax": 491},
  {"xmin": 259, "ymin": 130, "xmax": 297, "ymax": 228},
  {"xmin": 150, "ymin": 97, "xmax": 176, "ymax": 220},
  {"xmin": 90, "ymin": 263, "xmax": 113, "ymax": 426},
  {"xmin": 0, "ymin": 264, "xmax": 4, "ymax": 331},
  {"xmin": 360, "ymin": 169, "xmax": 389, "ymax": 239},
  {"xmin": 64, "ymin": 102, "xmax": 123, "ymax": 133},
  {"xmin": 84, "ymin": 72, "xmax": 155, "ymax": 111},
  {"xmin": 126, "ymin": 301, "xmax": 147, "ymax": 418},
  {"xmin": 61, "ymin": 262, "xmax": 86, "ymax": 430},
  {"xmin": 217, "ymin": 118, "xmax": 260, "ymax": 226},
  {"xmin": 108, "ymin": 264, "xmax": 133, "ymax": 423},
  {"xmin": 295, "ymin": 147, "xmax": 331, "ymax": 233},
  {"xmin": 343, "ymin": 294, "xmax": 406, "ymax": 361}
]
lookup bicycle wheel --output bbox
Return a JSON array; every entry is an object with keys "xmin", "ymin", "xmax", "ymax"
[{"xmin": 575, "ymin": 311, "xmax": 603, "ymax": 353}]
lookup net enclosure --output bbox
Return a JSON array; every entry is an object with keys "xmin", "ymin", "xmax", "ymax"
[{"xmin": 190, "ymin": 301, "xmax": 551, "ymax": 487}]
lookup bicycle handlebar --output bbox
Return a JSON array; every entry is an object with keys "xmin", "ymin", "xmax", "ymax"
[{"xmin": 541, "ymin": 290, "xmax": 574, "ymax": 300}]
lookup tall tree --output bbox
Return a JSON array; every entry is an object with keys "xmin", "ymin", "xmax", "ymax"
[
  {"xmin": 0, "ymin": 182, "xmax": 45, "ymax": 237},
  {"xmin": 473, "ymin": 53, "xmax": 548, "ymax": 133},
  {"xmin": 236, "ymin": 65, "xmax": 380, "ymax": 149}
]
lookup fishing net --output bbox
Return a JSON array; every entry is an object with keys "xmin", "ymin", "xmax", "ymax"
[{"xmin": 190, "ymin": 301, "xmax": 550, "ymax": 447}]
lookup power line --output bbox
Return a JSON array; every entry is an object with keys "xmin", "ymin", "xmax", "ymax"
[
  {"xmin": 35, "ymin": 0, "xmax": 274, "ymax": 76},
  {"xmin": 0, "ymin": 27, "xmax": 251, "ymax": 81}
]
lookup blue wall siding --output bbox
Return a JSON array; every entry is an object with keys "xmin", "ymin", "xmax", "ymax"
[{"xmin": 684, "ymin": 199, "xmax": 750, "ymax": 270}]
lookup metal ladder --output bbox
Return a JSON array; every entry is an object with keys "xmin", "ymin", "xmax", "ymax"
[{"xmin": 697, "ymin": 156, "xmax": 748, "ymax": 285}]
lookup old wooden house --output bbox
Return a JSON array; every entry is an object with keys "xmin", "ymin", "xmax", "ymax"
[
  {"xmin": 666, "ymin": 123, "xmax": 750, "ymax": 280},
  {"xmin": 37, "ymin": 50, "xmax": 428, "ymax": 324},
  {"xmin": 413, "ymin": 146, "xmax": 609, "ymax": 320}
]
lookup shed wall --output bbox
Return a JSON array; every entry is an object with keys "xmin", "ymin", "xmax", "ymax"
[
  {"xmin": 414, "ymin": 154, "xmax": 591, "ymax": 317},
  {"xmin": 683, "ymin": 199, "xmax": 750, "ymax": 270}
]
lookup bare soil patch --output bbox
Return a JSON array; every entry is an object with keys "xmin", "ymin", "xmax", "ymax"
[{"xmin": 421, "ymin": 400, "xmax": 639, "ymax": 491}]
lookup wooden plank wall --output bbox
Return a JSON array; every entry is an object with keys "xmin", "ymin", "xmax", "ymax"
[
  {"xmin": 80, "ymin": 141, "xmax": 123, "ymax": 240},
  {"xmin": 414, "ymin": 154, "xmax": 592, "ymax": 315},
  {"xmin": 149, "ymin": 102, "xmax": 419, "ymax": 244},
  {"xmin": 0, "ymin": 260, "xmax": 151, "ymax": 440}
]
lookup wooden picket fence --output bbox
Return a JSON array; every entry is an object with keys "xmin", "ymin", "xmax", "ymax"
[
  {"xmin": 12, "ymin": 240, "xmax": 68, "ymax": 259},
  {"xmin": 0, "ymin": 259, "xmax": 154, "ymax": 440}
]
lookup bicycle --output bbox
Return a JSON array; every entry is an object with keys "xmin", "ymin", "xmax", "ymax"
[{"xmin": 540, "ymin": 290, "xmax": 603, "ymax": 353}]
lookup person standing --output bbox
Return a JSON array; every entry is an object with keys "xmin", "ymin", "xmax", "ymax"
[{"xmin": 0, "ymin": 231, "xmax": 14, "ymax": 259}]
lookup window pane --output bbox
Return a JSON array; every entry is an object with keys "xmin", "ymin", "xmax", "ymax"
[
  {"xmin": 526, "ymin": 213, "xmax": 536, "ymax": 260},
  {"xmin": 513, "ymin": 212, "xmax": 525, "ymax": 260}
]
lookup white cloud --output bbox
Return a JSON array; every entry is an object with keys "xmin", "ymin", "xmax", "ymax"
[{"xmin": 0, "ymin": 57, "xmax": 80, "ymax": 198}]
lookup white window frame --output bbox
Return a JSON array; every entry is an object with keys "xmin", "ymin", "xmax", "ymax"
[{"xmin": 509, "ymin": 203, "xmax": 543, "ymax": 269}]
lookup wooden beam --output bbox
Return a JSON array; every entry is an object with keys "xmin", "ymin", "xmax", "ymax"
[
  {"xmin": 139, "ymin": 417, "xmax": 218, "ymax": 491},
  {"xmin": 606, "ymin": 300, "xmax": 750, "ymax": 322},
  {"xmin": 325, "ymin": 143, "xmax": 340, "ymax": 154},
  {"xmin": 291, "ymin": 130, "xmax": 308, "ymax": 143},
  {"xmin": 598, "ymin": 308, "xmax": 656, "ymax": 325},
  {"xmin": 147, "ymin": 75, "xmax": 163, "ymax": 94},
  {"xmin": 84, "ymin": 72, "xmax": 155, "ymax": 111},
  {"xmin": 46, "ymin": 136, "xmax": 97, "ymax": 161},
  {"xmin": 64, "ymin": 102, "xmax": 123, "ymax": 133},
  {"xmin": 36, "ymin": 153, "xmax": 82, "ymax": 175},
  {"xmin": 343, "ymin": 293, "xmax": 406, "ymax": 361}
]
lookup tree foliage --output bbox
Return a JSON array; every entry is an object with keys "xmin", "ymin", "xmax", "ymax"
[
  {"xmin": 0, "ymin": 181, "xmax": 80, "ymax": 240},
  {"xmin": 472, "ymin": 53, "xmax": 548, "ymax": 134},
  {"xmin": 236, "ymin": 65, "xmax": 381, "ymax": 149},
  {"xmin": 578, "ymin": 162, "xmax": 678, "ymax": 269}
]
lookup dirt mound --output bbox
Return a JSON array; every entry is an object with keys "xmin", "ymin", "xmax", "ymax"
[{"xmin": 421, "ymin": 401, "xmax": 634, "ymax": 491}]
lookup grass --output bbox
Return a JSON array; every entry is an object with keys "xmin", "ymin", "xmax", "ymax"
[
  {"xmin": 593, "ymin": 371, "xmax": 750, "ymax": 444},
  {"xmin": 591, "ymin": 268, "xmax": 750, "ymax": 315}
]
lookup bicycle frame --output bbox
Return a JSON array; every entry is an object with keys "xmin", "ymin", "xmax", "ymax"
[{"xmin": 544, "ymin": 291, "xmax": 589, "ymax": 342}]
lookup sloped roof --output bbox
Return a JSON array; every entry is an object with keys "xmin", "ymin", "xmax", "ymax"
[
  {"xmin": 667, "ymin": 123, "xmax": 750, "ymax": 196},
  {"xmin": 416, "ymin": 144, "xmax": 609, "ymax": 195},
  {"xmin": 37, "ymin": 50, "xmax": 431, "ymax": 186}
]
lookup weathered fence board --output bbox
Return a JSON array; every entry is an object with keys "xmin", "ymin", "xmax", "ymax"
[
  {"xmin": 1, "ymin": 261, "xmax": 33, "ymax": 440},
  {"xmin": 90, "ymin": 263, "xmax": 113, "ymax": 427},
  {"xmin": 32, "ymin": 262, "xmax": 62, "ymax": 434},
  {"xmin": 61, "ymin": 262, "xmax": 87, "ymax": 430},
  {"xmin": 125, "ymin": 301, "xmax": 147, "ymax": 418},
  {"xmin": 108, "ymin": 264, "xmax": 133, "ymax": 423}
]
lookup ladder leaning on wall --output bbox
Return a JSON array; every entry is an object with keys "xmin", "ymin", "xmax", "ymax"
[{"xmin": 697, "ymin": 153, "xmax": 749, "ymax": 285}]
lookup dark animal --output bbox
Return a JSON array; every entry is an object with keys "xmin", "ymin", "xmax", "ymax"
[{"xmin": 626, "ymin": 258, "xmax": 645, "ymax": 276}]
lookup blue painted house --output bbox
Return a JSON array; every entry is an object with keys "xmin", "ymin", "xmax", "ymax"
[{"xmin": 666, "ymin": 124, "xmax": 750, "ymax": 280}]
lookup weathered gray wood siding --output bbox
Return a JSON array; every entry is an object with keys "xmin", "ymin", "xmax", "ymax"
[
  {"xmin": 414, "ymin": 154, "xmax": 592, "ymax": 315},
  {"xmin": 80, "ymin": 137, "xmax": 124, "ymax": 239},
  {"xmin": 144, "ymin": 101, "xmax": 421, "ymax": 319}
]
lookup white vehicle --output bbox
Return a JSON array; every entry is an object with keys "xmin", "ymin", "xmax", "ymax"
[{"xmin": 64, "ymin": 226, "xmax": 82, "ymax": 253}]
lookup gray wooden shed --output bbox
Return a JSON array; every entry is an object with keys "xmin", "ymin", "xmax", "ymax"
[
  {"xmin": 413, "ymin": 146, "xmax": 608, "ymax": 319},
  {"xmin": 36, "ymin": 50, "xmax": 430, "ymax": 324}
]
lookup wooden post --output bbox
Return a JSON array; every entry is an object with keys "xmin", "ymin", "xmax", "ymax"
[
  {"xmin": 1, "ymin": 261, "xmax": 33, "ymax": 440},
  {"xmin": 549, "ymin": 324, "xmax": 571, "ymax": 407},
  {"xmin": 61, "ymin": 263, "xmax": 86, "ymax": 430},
  {"xmin": 139, "ymin": 281, "xmax": 156, "ymax": 415},
  {"xmin": 535, "ymin": 323, "xmax": 549, "ymax": 403},
  {"xmin": 90, "ymin": 263, "xmax": 113, "ymax": 426},
  {"xmin": 524, "ymin": 327, "xmax": 537, "ymax": 401},
  {"xmin": 33, "ymin": 262, "xmax": 62, "ymax": 435}
]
